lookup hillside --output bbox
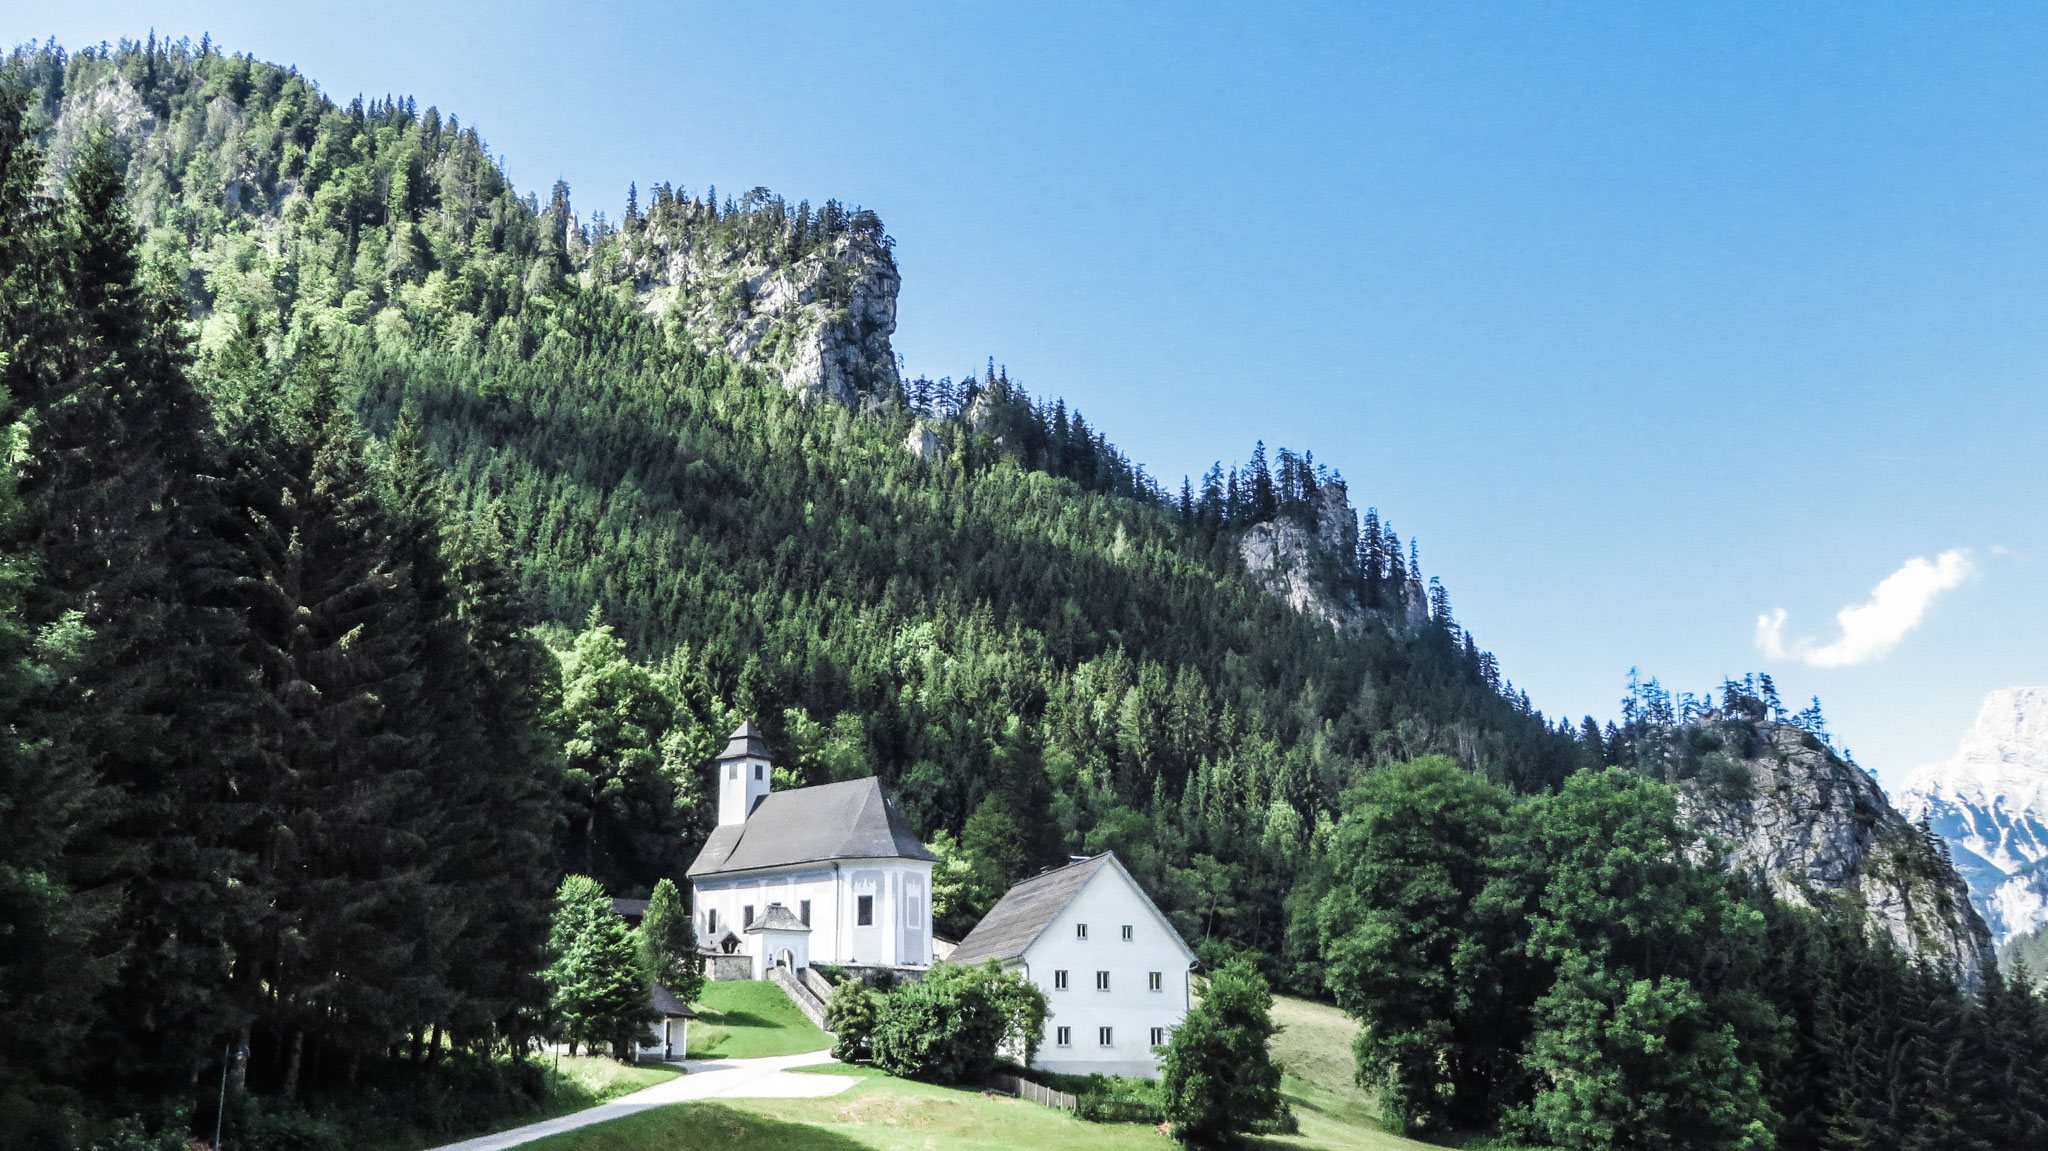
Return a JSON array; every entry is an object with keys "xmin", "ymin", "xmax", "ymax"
[
  {"xmin": 1655, "ymin": 704, "xmax": 1991, "ymax": 980},
  {"xmin": 9, "ymin": 36, "xmax": 1570, "ymax": 943},
  {"xmin": 5, "ymin": 34, "xmax": 2044, "ymax": 1151}
]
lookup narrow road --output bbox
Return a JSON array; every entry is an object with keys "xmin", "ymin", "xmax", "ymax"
[{"xmin": 422, "ymin": 1050, "xmax": 855, "ymax": 1151}]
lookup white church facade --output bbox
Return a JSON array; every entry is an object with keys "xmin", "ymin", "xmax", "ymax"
[
  {"xmin": 949, "ymin": 852, "xmax": 1197, "ymax": 1079},
  {"xmin": 686, "ymin": 722, "xmax": 936, "ymax": 978}
]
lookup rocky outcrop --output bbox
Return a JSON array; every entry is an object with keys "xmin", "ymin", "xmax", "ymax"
[
  {"xmin": 614, "ymin": 219, "xmax": 900, "ymax": 406},
  {"xmin": 1900, "ymin": 687, "xmax": 2048, "ymax": 944},
  {"xmin": 1240, "ymin": 518, "xmax": 1362, "ymax": 630},
  {"xmin": 1238, "ymin": 480, "xmax": 1426, "ymax": 633},
  {"xmin": 1662, "ymin": 716, "xmax": 1993, "ymax": 982},
  {"xmin": 903, "ymin": 419, "xmax": 944, "ymax": 463}
]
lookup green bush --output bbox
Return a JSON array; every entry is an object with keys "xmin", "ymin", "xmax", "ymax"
[
  {"xmin": 824, "ymin": 981, "xmax": 880, "ymax": 1063},
  {"xmin": 866, "ymin": 961, "xmax": 1047, "ymax": 1085},
  {"xmin": 1076, "ymin": 1077, "xmax": 1166, "ymax": 1124},
  {"xmin": 1161, "ymin": 957, "xmax": 1289, "ymax": 1149},
  {"xmin": 870, "ymin": 979, "xmax": 1005, "ymax": 1084},
  {"xmin": 1014, "ymin": 1067, "xmax": 1166, "ymax": 1124}
]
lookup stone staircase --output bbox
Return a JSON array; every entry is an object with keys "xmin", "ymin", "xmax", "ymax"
[{"xmin": 769, "ymin": 964, "xmax": 831, "ymax": 1030}]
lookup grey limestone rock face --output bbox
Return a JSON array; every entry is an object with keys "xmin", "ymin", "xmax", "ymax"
[
  {"xmin": 1669, "ymin": 720, "xmax": 1993, "ymax": 982},
  {"xmin": 1239, "ymin": 515, "xmax": 1364, "ymax": 631},
  {"xmin": 1237, "ymin": 479, "xmax": 1428, "ymax": 635},
  {"xmin": 617, "ymin": 226, "xmax": 901, "ymax": 407},
  {"xmin": 903, "ymin": 419, "xmax": 944, "ymax": 463}
]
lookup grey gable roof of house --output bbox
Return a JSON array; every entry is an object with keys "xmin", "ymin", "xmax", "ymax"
[
  {"xmin": 948, "ymin": 851, "xmax": 1194, "ymax": 965},
  {"xmin": 686, "ymin": 776, "xmax": 937, "ymax": 877}
]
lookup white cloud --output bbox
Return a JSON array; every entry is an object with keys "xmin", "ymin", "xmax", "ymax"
[{"xmin": 1756, "ymin": 549, "xmax": 1975, "ymax": 668}]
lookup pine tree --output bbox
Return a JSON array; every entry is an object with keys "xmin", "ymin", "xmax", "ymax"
[
  {"xmin": 637, "ymin": 878, "xmax": 702, "ymax": 1008},
  {"xmin": 543, "ymin": 875, "xmax": 651, "ymax": 1059}
]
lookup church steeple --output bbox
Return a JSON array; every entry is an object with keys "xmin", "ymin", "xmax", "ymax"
[{"xmin": 717, "ymin": 719, "xmax": 773, "ymax": 826}]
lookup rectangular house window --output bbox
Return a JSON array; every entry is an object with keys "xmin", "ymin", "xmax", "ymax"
[
  {"xmin": 1148, "ymin": 971, "xmax": 1163, "ymax": 992},
  {"xmin": 754, "ymin": 763, "xmax": 763, "ymax": 780},
  {"xmin": 1075, "ymin": 922, "xmax": 1088, "ymax": 940},
  {"xmin": 1055, "ymin": 1026, "xmax": 1071, "ymax": 1048},
  {"xmin": 1122, "ymin": 924, "xmax": 1134, "ymax": 941},
  {"xmin": 1096, "ymin": 970, "xmax": 1110, "ymax": 992},
  {"xmin": 707, "ymin": 908, "xmax": 717, "ymax": 934},
  {"xmin": 1054, "ymin": 969, "xmax": 1069, "ymax": 990},
  {"xmin": 1098, "ymin": 1026, "xmax": 1114, "ymax": 1047},
  {"xmin": 906, "ymin": 896, "xmax": 920, "ymax": 927},
  {"xmin": 1150, "ymin": 1027, "xmax": 1166, "ymax": 1047},
  {"xmin": 743, "ymin": 905, "xmax": 754, "ymax": 929},
  {"xmin": 728, "ymin": 763, "xmax": 737, "ymax": 779},
  {"xmin": 799, "ymin": 899, "xmax": 811, "ymax": 926},
  {"xmin": 857, "ymin": 895, "xmax": 874, "ymax": 926}
]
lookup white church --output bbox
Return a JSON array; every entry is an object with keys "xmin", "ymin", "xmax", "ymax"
[
  {"xmin": 683, "ymin": 720, "xmax": 1193, "ymax": 1077},
  {"xmin": 686, "ymin": 722, "xmax": 936, "ymax": 978}
]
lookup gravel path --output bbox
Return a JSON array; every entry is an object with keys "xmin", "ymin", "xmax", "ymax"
[{"xmin": 420, "ymin": 1050, "xmax": 854, "ymax": 1151}]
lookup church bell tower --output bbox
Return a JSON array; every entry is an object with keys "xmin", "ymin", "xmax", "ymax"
[{"xmin": 717, "ymin": 719, "xmax": 773, "ymax": 826}]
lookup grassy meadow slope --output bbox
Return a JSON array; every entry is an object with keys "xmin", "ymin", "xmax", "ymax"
[{"xmin": 518, "ymin": 995, "xmax": 1529, "ymax": 1151}]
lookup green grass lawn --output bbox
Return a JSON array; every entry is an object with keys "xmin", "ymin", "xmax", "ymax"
[
  {"xmin": 1264, "ymin": 995, "xmax": 1533, "ymax": 1151},
  {"xmin": 527, "ymin": 994, "xmax": 1533, "ymax": 1151},
  {"xmin": 549, "ymin": 1054, "xmax": 681, "ymax": 1099},
  {"xmin": 686, "ymin": 979, "xmax": 832, "ymax": 1059},
  {"xmin": 378, "ymin": 1054, "xmax": 679, "ymax": 1151}
]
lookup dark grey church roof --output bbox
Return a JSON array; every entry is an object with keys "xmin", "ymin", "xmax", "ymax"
[
  {"xmin": 948, "ymin": 852, "xmax": 1193, "ymax": 965},
  {"xmin": 687, "ymin": 776, "xmax": 937, "ymax": 877},
  {"xmin": 720, "ymin": 719, "xmax": 771, "ymax": 761},
  {"xmin": 610, "ymin": 897, "xmax": 649, "ymax": 921},
  {"xmin": 744, "ymin": 903, "xmax": 811, "ymax": 933}
]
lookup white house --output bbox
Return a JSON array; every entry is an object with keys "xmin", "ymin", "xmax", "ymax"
[
  {"xmin": 636, "ymin": 982, "xmax": 695, "ymax": 1062},
  {"xmin": 949, "ymin": 852, "xmax": 1197, "ymax": 1079},
  {"xmin": 686, "ymin": 721, "xmax": 936, "ymax": 978}
]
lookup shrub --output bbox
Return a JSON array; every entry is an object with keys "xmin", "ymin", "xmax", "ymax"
[
  {"xmin": 1161, "ymin": 957, "xmax": 1289, "ymax": 1149},
  {"xmin": 870, "ymin": 979, "xmax": 1006, "ymax": 1084},
  {"xmin": 824, "ymin": 980, "xmax": 880, "ymax": 1063},
  {"xmin": 866, "ymin": 961, "xmax": 1041, "ymax": 1084},
  {"xmin": 1076, "ymin": 1076, "xmax": 1167, "ymax": 1124}
]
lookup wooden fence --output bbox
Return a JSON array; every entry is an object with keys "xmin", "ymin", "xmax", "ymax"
[{"xmin": 986, "ymin": 1072, "xmax": 1077, "ymax": 1112}]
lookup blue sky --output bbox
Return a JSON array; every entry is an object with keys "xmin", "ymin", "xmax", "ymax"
[{"xmin": 12, "ymin": 2, "xmax": 2046, "ymax": 787}]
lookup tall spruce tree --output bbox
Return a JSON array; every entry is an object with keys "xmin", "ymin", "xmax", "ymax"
[
  {"xmin": 543, "ymin": 875, "xmax": 651, "ymax": 1059},
  {"xmin": 636, "ymin": 877, "xmax": 702, "ymax": 1007}
]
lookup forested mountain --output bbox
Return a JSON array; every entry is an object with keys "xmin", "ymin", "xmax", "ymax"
[
  {"xmin": 5, "ymin": 34, "xmax": 2046, "ymax": 1151},
  {"xmin": 7, "ymin": 33, "xmax": 1570, "ymax": 932}
]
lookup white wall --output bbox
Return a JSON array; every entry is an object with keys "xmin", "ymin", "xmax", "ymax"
[
  {"xmin": 693, "ymin": 857, "xmax": 933, "ymax": 969},
  {"xmin": 1021, "ymin": 866, "xmax": 1193, "ymax": 1079},
  {"xmin": 715, "ymin": 752, "xmax": 772, "ymax": 826}
]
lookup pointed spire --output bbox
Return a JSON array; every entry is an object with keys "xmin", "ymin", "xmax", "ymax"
[{"xmin": 720, "ymin": 718, "xmax": 771, "ymax": 761}]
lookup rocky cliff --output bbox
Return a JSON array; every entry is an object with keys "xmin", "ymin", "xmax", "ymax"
[
  {"xmin": 1650, "ymin": 711, "xmax": 1993, "ymax": 982},
  {"xmin": 1237, "ymin": 480, "xmax": 1429, "ymax": 632},
  {"xmin": 1899, "ymin": 687, "xmax": 2048, "ymax": 945},
  {"xmin": 605, "ymin": 199, "xmax": 902, "ymax": 406},
  {"xmin": 45, "ymin": 69, "xmax": 902, "ymax": 409}
]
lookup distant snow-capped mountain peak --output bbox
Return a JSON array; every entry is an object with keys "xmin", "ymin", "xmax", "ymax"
[{"xmin": 1900, "ymin": 687, "xmax": 2048, "ymax": 944}]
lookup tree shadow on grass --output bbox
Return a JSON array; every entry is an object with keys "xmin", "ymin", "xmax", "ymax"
[{"xmin": 538, "ymin": 1102, "xmax": 874, "ymax": 1151}]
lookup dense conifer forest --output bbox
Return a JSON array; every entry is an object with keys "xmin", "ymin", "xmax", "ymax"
[{"xmin": 5, "ymin": 35, "xmax": 2048, "ymax": 1151}]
